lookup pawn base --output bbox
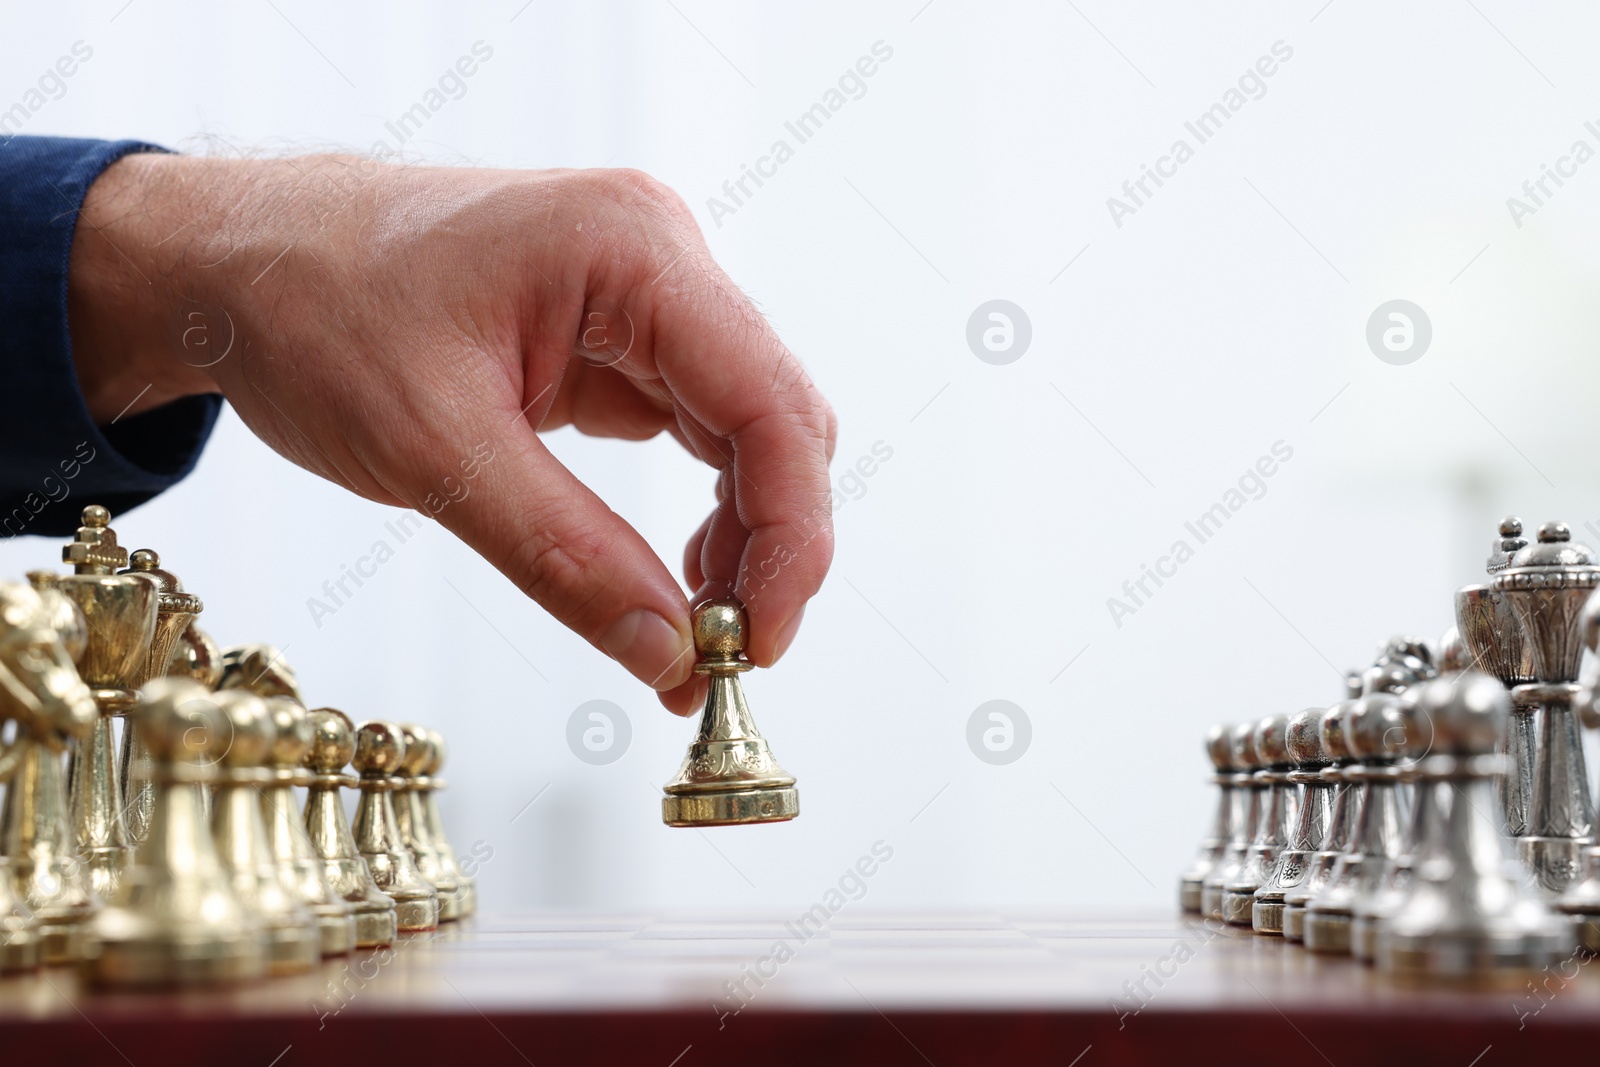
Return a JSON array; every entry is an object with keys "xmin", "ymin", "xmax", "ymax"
[
  {"xmin": 1281, "ymin": 904, "xmax": 1308, "ymax": 942},
  {"xmin": 663, "ymin": 786, "xmax": 799, "ymax": 827},
  {"xmin": 39, "ymin": 918, "xmax": 86, "ymax": 965},
  {"xmin": 1179, "ymin": 875, "xmax": 1203, "ymax": 913},
  {"xmin": 392, "ymin": 894, "xmax": 440, "ymax": 932},
  {"xmin": 315, "ymin": 910, "xmax": 357, "ymax": 957},
  {"xmin": 1303, "ymin": 909, "xmax": 1353, "ymax": 955},
  {"xmin": 353, "ymin": 904, "xmax": 398, "ymax": 948},
  {"xmin": 1252, "ymin": 899, "xmax": 1286, "ymax": 936},
  {"xmin": 1220, "ymin": 889, "xmax": 1258, "ymax": 927}
]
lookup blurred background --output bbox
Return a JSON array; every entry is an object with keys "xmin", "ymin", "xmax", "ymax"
[{"xmin": 5, "ymin": 0, "xmax": 1600, "ymax": 916}]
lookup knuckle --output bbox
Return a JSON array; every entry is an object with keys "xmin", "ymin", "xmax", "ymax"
[{"xmin": 513, "ymin": 525, "xmax": 608, "ymax": 620}]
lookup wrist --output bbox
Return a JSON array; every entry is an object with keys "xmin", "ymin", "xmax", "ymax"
[{"xmin": 68, "ymin": 151, "xmax": 231, "ymax": 423}]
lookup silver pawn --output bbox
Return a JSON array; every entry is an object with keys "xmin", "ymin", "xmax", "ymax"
[
  {"xmin": 1303, "ymin": 692, "xmax": 1415, "ymax": 954},
  {"xmin": 1254, "ymin": 707, "xmax": 1335, "ymax": 935},
  {"xmin": 1283, "ymin": 675, "xmax": 1364, "ymax": 942},
  {"xmin": 1493, "ymin": 521, "xmax": 1598, "ymax": 894},
  {"xmin": 1378, "ymin": 671, "xmax": 1571, "ymax": 976},
  {"xmin": 1222, "ymin": 715, "xmax": 1297, "ymax": 926},
  {"xmin": 1201, "ymin": 723, "xmax": 1261, "ymax": 921},
  {"xmin": 1180, "ymin": 725, "xmax": 1237, "ymax": 913},
  {"xmin": 1456, "ymin": 517, "xmax": 1537, "ymax": 836}
]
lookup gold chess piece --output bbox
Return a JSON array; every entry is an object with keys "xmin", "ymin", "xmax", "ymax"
[
  {"xmin": 394, "ymin": 726, "xmax": 461, "ymax": 921},
  {"xmin": 351, "ymin": 721, "xmax": 439, "ymax": 931},
  {"xmin": 420, "ymin": 728, "xmax": 475, "ymax": 918},
  {"xmin": 118, "ymin": 550, "xmax": 203, "ymax": 846},
  {"xmin": 662, "ymin": 598, "xmax": 799, "ymax": 827},
  {"xmin": 57, "ymin": 506, "xmax": 158, "ymax": 899},
  {"xmin": 303, "ymin": 709, "xmax": 397, "ymax": 947},
  {"xmin": 0, "ymin": 578, "xmax": 99, "ymax": 964},
  {"xmin": 258, "ymin": 697, "xmax": 356, "ymax": 956},
  {"xmin": 214, "ymin": 645, "xmax": 358, "ymax": 956},
  {"xmin": 208, "ymin": 689, "xmax": 319, "ymax": 974},
  {"xmin": 81, "ymin": 678, "xmax": 265, "ymax": 986},
  {"xmin": 166, "ymin": 620, "xmax": 221, "ymax": 684}
]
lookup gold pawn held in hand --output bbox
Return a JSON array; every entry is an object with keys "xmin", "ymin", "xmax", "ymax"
[{"xmin": 662, "ymin": 598, "xmax": 799, "ymax": 827}]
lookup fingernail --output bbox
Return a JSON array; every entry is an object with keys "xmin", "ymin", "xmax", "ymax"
[
  {"xmin": 772, "ymin": 606, "xmax": 806, "ymax": 662},
  {"xmin": 602, "ymin": 609, "xmax": 692, "ymax": 690}
]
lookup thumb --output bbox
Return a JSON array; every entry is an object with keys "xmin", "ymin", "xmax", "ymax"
[{"xmin": 431, "ymin": 422, "xmax": 695, "ymax": 693}]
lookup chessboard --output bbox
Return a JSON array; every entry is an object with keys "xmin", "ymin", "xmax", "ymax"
[{"xmin": 3, "ymin": 909, "xmax": 1598, "ymax": 1066}]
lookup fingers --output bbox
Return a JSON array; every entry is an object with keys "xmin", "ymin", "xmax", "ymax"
[
  {"xmin": 430, "ymin": 418, "xmax": 696, "ymax": 694},
  {"xmin": 647, "ymin": 273, "xmax": 837, "ymax": 667}
]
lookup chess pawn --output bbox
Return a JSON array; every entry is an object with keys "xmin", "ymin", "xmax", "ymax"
[
  {"xmin": 1493, "ymin": 521, "xmax": 1599, "ymax": 894},
  {"xmin": 1350, "ymin": 686, "xmax": 1437, "ymax": 962},
  {"xmin": 1282, "ymin": 674, "xmax": 1366, "ymax": 942},
  {"xmin": 421, "ymin": 728, "xmax": 475, "ymax": 918},
  {"xmin": 258, "ymin": 697, "xmax": 356, "ymax": 956},
  {"xmin": 1179, "ymin": 725, "xmax": 1237, "ymax": 913},
  {"xmin": 351, "ymin": 721, "xmax": 439, "ymax": 931},
  {"xmin": 302, "ymin": 709, "xmax": 396, "ymax": 948},
  {"xmin": 394, "ymin": 726, "xmax": 461, "ymax": 921},
  {"xmin": 209, "ymin": 689, "xmax": 319, "ymax": 974},
  {"xmin": 1253, "ymin": 707, "xmax": 1335, "ymax": 935},
  {"xmin": 167, "ymin": 620, "xmax": 222, "ymax": 686},
  {"xmin": 662, "ymin": 599, "xmax": 799, "ymax": 826},
  {"xmin": 81, "ymin": 678, "xmax": 265, "ymax": 986},
  {"xmin": 1303, "ymin": 693, "xmax": 1415, "ymax": 954},
  {"xmin": 118, "ymin": 550, "xmax": 202, "ymax": 847},
  {"xmin": 1456, "ymin": 517, "xmax": 1537, "ymax": 837},
  {"xmin": 1201, "ymin": 723, "xmax": 1261, "ymax": 922},
  {"xmin": 217, "ymin": 643, "xmax": 299, "ymax": 699},
  {"xmin": 1222, "ymin": 715, "xmax": 1297, "ymax": 926},
  {"xmin": 1378, "ymin": 672, "xmax": 1571, "ymax": 977},
  {"xmin": 56, "ymin": 506, "xmax": 158, "ymax": 899}
]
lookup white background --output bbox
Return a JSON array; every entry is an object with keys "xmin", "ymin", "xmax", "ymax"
[{"xmin": 6, "ymin": 0, "xmax": 1600, "ymax": 916}]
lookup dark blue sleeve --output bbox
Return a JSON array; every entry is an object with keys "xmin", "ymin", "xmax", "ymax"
[{"xmin": 0, "ymin": 136, "xmax": 223, "ymax": 539}]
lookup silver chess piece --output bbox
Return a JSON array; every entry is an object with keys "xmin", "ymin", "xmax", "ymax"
[
  {"xmin": 1377, "ymin": 671, "xmax": 1571, "ymax": 977},
  {"xmin": 81, "ymin": 678, "xmax": 265, "ymax": 986},
  {"xmin": 1493, "ymin": 521, "xmax": 1598, "ymax": 894},
  {"xmin": 1201, "ymin": 723, "xmax": 1261, "ymax": 921},
  {"xmin": 1551, "ymin": 591, "xmax": 1600, "ymax": 949},
  {"xmin": 351, "ymin": 720, "xmax": 439, "ymax": 932},
  {"xmin": 209, "ymin": 689, "xmax": 319, "ymax": 974},
  {"xmin": 1283, "ymin": 674, "xmax": 1364, "ymax": 943},
  {"xmin": 1253, "ymin": 707, "xmax": 1335, "ymax": 935},
  {"xmin": 1222, "ymin": 715, "xmax": 1297, "ymax": 926},
  {"xmin": 303, "ymin": 708, "xmax": 397, "ymax": 948},
  {"xmin": 1351, "ymin": 633, "xmax": 1459, "ymax": 962},
  {"xmin": 1303, "ymin": 692, "xmax": 1417, "ymax": 954},
  {"xmin": 394, "ymin": 725, "xmax": 462, "ymax": 921},
  {"xmin": 1456, "ymin": 517, "xmax": 1537, "ymax": 837},
  {"xmin": 1180, "ymin": 725, "xmax": 1237, "ymax": 913}
]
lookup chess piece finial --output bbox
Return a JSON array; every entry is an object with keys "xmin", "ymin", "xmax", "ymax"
[
  {"xmin": 1254, "ymin": 707, "xmax": 1335, "ymax": 935},
  {"xmin": 118, "ymin": 548, "xmax": 202, "ymax": 845},
  {"xmin": 81, "ymin": 678, "xmax": 265, "ymax": 986},
  {"xmin": 1486, "ymin": 516, "xmax": 1527, "ymax": 574},
  {"xmin": 419, "ymin": 728, "xmax": 475, "ymax": 917},
  {"xmin": 1379, "ymin": 672, "xmax": 1571, "ymax": 976},
  {"xmin": 166, "ymin": 622, "xmax": 222, "ymax": 689},
  {"xmin": 394, "ymin": 726, "xmax": 461, "ymax": 921},
  {"xmin": 1180, "ymin": 725, "xmax": 1237, "ymax": 913},
  {"xmin": 0, "ymin": 582, "xmax": 98, "ymax": 968},
  {"xmin": 662, "ymin": 599, "xmax": 800, "ymax": 827},
  {"xmin": 1202, "ymin": 723, "xmax": 1262, "ymax": 921},
  {"xmin": 258, "ymin": 697, "xmax": 356, "ymax": 956},
  {"xmin": 217, "ymin": 643, "xmax": 300, "ymax": 700},
  {"xmin": 1223, "ymin": 715, "xmax": 1298, "ymax": 926},
  {"xmin": 209, "ymin": 690, "xmax": 318, "ymax": 974},
  {"xmin": 303, "ymin": 709, "xmax": 396, "ymax": 947},
  {"xmin": 1285, "ymin": 699, "xmax": 1365, "ymax": 941},
  {"xmin": 1303, "ymin": 692, "xmax": 1417, "ymax": 955},
  {"xmin": 351, "ymin": 721, "xmax": 439, "ymax": 931},
  {"xmin": 1493, "ymin": 519, "xmax": 1599, "ymax": 894},
  {"xmin": 55, "ymin": 506, "xmax": 158, "ymax": 900}
]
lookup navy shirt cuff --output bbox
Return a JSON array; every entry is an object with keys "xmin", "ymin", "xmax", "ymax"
[{"xmin": 0, "ymin": 136, "xmax": 223, "ymax": 539}]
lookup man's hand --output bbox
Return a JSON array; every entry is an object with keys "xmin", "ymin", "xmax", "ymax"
[{"xmin": 66, "ymin": 154, "xmax": 836, "ymax": 714}]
